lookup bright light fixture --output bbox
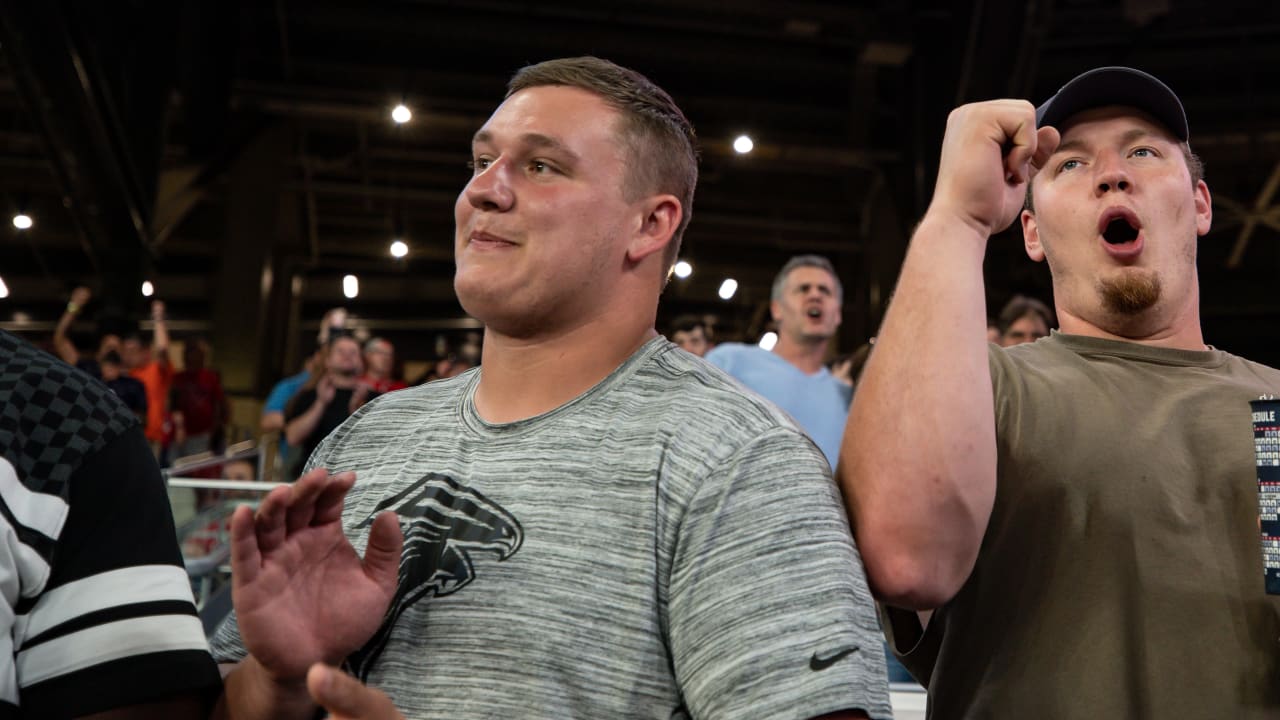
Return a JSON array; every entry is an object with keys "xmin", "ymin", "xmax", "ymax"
[
  {"xmin": 758, "ymin": 331, "xmax": 778, "ymax": 351},
  {"xmin": 673, "ymin": 260, "xmax": 692, "ymax": 279},
  {"xmin": 733, "ymin": 135, "xmax": 754, "ymax": 154},
  {"xmin": 141, "ymin": 281, "xmax": 154, "ymax": 297},
  {"xmin": 343, "ymin": 274, "xmax": 359, "ymax": 299},
  {"xmin": 718, "ymin": 278, "xmax": 738, "ymax": 300},
  {"xmin": 391, "ymin": 104, "xmax": 412, "ymax": 124},
  {"xmin": 0, "ymin": 276, "xmax": 8, "ymax": 299},
  {"xmin": 390, "ymin": 239, "xmax": 409, "ymax": 258},
  {"xmin": 12, "ymin": 214, "xmax": 32, "ymax": 230}
]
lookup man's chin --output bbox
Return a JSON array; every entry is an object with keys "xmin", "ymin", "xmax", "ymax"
[
  {"xmin": 1097, "ymin": 268, "xmax": 1161, "ymax": 316},
  {"xmin": 798, "ymin": 330, "xmax": 836, "ymax": 344}
]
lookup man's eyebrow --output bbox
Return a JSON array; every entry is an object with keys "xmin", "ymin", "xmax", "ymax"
[
  {"xmin": 1051, "ymin": 128, "xmax": 1162, "ymax": 157},
  {"xmin": 1051, "ymin": 138, "xmax": 1089, "ymax": 157},
  {"xmin": 1118, "ymin": 127, "xmax": 1157, "ymax": 146},
  {"xmin": 471, "ymin": 130, "xmax": 580, "ymax": 163}
]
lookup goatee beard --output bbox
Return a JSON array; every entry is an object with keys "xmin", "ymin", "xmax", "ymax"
[{"xmin": 1097, "ymin": 271, "xmax": 1161, "ymax": 315}]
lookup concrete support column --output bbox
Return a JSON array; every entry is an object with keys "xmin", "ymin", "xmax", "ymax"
[{"xmin": 211, "ymin": 124, "xmax": 296, "ymax": 396}]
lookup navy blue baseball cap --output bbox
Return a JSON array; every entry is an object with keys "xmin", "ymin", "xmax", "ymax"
[{"xmin": 1035, "ymin": 67, "xmax": 1189, "ymax": 141}]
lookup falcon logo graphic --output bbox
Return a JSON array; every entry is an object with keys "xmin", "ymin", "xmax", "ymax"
[{"xmin": 345, "ymin": 472, "xmax": 523, "ymax": 679}]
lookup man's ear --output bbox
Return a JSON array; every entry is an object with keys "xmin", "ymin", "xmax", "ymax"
[
  {"xmin": 625, "ymin": 194, "xmax": 681, "ymax": 263},
  {"xmin": 1021, "ymin": 209, "xmax": 1046, "ymax": 263},
  {"xmin": 1194, "ymin": 179, "xmax": 1212, "ymax": 237},
  {"xmin": 770, "ymin": 299, "xmax": 782, "ymax": 323}
]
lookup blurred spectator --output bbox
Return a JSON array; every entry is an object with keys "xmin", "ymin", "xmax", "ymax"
[
  {"xmin": 668, "ymin": 314, "xmax": 710, "ymax": 357},
  {"xmin": 360, "ymin": 337, "xmax": 407, "ymax": 393},
  {"xmin": 170, "ymin": 338, "xmax": 229, "ymax": 460},
  {"xmin": 283, "ymin": 334, "xmax": 379, "ymax": 479},
  {"xmin": 997, "ymin": 294, "xmax": 1054, "ymax": 347},
  {"xmin": 99, "ymin": 349, "xmax": 148, "ymax": 422},
  {"xmin": 706, "ymin": 255, "xmax": 849, "ymax": 469},
  {"xmin": 223, "ymin": 458, "xmax": 256, "ymax": 482},
  {"xmin": 260, "ymin": 347, "xmax": 323, "ymax": 480},
  {"xmin": 51, "ymin": 285, "xmax": 122, "ymax": 378},
  {"xmin": 124, "ymin": 300, "xmax": 173, "ymax": 458},
  {"xmin": 411, "ymin": 332, "xmax": 482, "ymax": 386},
  {"xmin": 260, "ymin": 351, "xmax": 317, "ymax": 437},
  {"xmin": 986, "ymin": 317, "xmax": 1001, "ymax": 344},
  {"xmin": 260, "ymin": 308, "xmax": 349, "ymax": 470}
]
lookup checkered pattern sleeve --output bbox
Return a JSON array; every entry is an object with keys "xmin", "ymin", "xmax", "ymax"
[{"xmin": 0, "ymin": 331, "xmax": 220, "ymax": 715}]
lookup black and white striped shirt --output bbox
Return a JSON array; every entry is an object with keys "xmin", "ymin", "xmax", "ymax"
[{"xmin": 0, "ymin": 331, "xmax": 219, "ymax": 717}]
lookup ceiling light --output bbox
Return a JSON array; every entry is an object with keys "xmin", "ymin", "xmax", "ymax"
[
  {"xmin": 0, "ymin": 276, "xmax": 8, "ymax": 299},
  {"xmin": 12, "ymin": 214, "xmax": 32, "ymax": 230},
  {"xmin": 758, "ymin": 331, "xmax": 778, "ymax": 351},
  {"xmin": 390, "ymin": 239, "xmax": 409, "ymax": 258},
  {"xmin": 343, "ymin": 274, "xmax": 359, "ymax": 299},
  {"xmin": 141, "ymin": 281, "xmax": 154, "ymax": 297},
  {"xmin": 391, "ymin": 104, "xmax": 412, "ymax": 124},
  {"xmin": 733, "ymin": 135, "xmax": 754, "ymax": 154},
  {"xmin": 673, "ymin": 260, "xmax": 692, "ymax": 279},
  {"xmin": 718, "ymin": 278, "xmax": 738, "ymax": 300}
]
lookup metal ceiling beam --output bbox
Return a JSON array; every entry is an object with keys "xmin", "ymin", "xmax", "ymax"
[
  {"xmin": 1221, "ymin": 160, "xmax": 1280, "ymax": 268},
  {"xmin": 0, "ymin": 0, "xmax": 178, "ymax": 320}
]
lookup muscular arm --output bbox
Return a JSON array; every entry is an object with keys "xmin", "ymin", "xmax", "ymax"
[
  {"xmin": 841, "ymin": 214, "xmax": 995, "ymax": 609},
  {"xmin": 839, "ymin": 101, "xmax": 1058, "ymax": 609}
]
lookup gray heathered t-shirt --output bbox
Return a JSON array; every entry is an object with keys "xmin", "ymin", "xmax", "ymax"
[{"xmin": 211, "ymin": 337, "xmax": 891, "ymax": 720}]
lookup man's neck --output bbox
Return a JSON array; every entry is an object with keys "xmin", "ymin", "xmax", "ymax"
[
  {"xmin": 1056, "ymin": 302, "xmax": 1207, "ymax": 351},
  {"xmin": 772, "ymin": 333, "xmax": 830, "ymax": 375},
  {"xmin": 474, "ymin": 317, "xmax": 658, "ymax": 424}
]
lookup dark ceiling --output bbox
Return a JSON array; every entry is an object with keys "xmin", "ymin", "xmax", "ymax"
[{"xmin": 3, "ymin": 0, "xmax": 1280, "ymax": 393}]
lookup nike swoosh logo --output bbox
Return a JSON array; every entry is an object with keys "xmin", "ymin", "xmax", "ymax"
[{"xmin": 809, "ymin": 645, "xmax": 860, "ymax": 671}]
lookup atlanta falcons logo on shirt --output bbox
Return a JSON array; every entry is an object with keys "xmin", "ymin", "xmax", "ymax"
[{"xmin": 345, "ymin": 472, "xmax": 523, "ymax": 679}]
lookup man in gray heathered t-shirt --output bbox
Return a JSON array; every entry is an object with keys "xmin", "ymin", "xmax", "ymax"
[{"xmin": 210, "ymin": 56, "xmax": 891, "ymax": 720}]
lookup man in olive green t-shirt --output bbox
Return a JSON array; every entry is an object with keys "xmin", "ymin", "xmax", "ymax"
[{"xmin": 842, "ymin": 66, "xmax": 1280, "ymax": 718}]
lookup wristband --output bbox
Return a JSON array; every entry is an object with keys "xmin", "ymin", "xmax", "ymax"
[{"xmin": 66, "ymin": 302, "xmax": 80, "ymax": 314}]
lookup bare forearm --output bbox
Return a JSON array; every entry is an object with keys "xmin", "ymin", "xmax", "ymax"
[
  {"xmin": 260, "ymin": 412, "xmax": 284, "ymax": 434},
  {"xmin": 212, "ymin": 658, "xmax": 315, "ymax": 720},
  {"xmin": 153, "ymin": 317, "xmax": 170, "ymax": 354},
  {"xmin": 53, "ymin": 311, "xmax": 79, "ymax": 365},
  {"xmin": 284, "ymin": 401, "xmax": 325, "ymax": 446},
  {"xmin": 840, "ymin": 212, "xmax": 997, "ymax": 608}
]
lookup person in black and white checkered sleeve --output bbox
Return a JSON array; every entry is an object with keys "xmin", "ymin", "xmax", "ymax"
[{"xmin": 0, "ymin": 329, "xmax": 220, "ymax": 718}]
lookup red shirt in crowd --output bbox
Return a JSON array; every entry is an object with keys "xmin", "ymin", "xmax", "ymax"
[
  {"xmin": 358, "ymin": 376, "xmax": 407, "ymax": 394},
  {"xmin": 171, "ymin": 367, "xmax": 228, "ymax": 435}
]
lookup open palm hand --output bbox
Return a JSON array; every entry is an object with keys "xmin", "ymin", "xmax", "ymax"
[{"xmin": 231, "ymin": 468, "xmax": 403, "ymax": 683}]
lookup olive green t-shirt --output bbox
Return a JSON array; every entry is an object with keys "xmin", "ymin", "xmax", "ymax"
[{"xmin": 887, "ymin": 332, "xmax": 1280, "ymax": 719}]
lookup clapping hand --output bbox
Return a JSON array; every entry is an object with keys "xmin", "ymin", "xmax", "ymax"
[
  {"xmin": 230, "ymin": 468, "xmax": 403, "ymax": 684},
  {"xmin": 307, "ymin": 664, "xmax": 407, "ymax": 720}
]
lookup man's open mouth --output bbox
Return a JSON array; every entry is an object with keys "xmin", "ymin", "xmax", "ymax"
[
  {"xmin": 1103, "ymin": 217, "xmax": 1140, "ymax": 244},
  {"xmin": 1098, "ymin": 208, "xmax": 1142, "ymax": 245}
]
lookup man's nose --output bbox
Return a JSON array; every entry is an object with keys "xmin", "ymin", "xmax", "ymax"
[
  {"xmin": 464, "ymin": 160, "xmax": 515, "ymax": 212},
  {"xmin": 1094, "ymin": 151, "xmax": 1132, "ymax": 195}
]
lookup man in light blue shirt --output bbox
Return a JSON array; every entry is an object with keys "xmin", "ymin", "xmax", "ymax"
[
  {"xmin": 706, "ymin": 255, "xmax": 850, "ymax": 469},
  {"xmin": 707, "ymin": 254, "xmax": 916, "ymax": 686}
]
